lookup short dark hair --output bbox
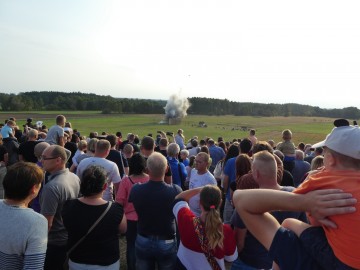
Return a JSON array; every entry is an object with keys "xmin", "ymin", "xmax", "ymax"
[
  {"xmin": 129, "ymin": 153, "xmax": 147, "ymax": 175},
  {"xmin": 80, "ymin": 166, "xmax": 106, "ymax": 196},
  {"xmin": 106, "ymin": 134, "xmax": 117, "ymax": 147},
  {"xmin": 240, "ymin": 138, "xmax": 252, "ymax": 154},
  {"xmin": 3, "ymin": 162, "xmax": 43, "ymax": 200},
  {"xmin": 141, "ymin": 136, "xmax": 154, "ymax": 151}
]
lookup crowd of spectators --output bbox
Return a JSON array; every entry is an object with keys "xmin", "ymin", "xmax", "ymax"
[{"xmin": 0, "ymin": 115, "xmax": 359, "ymax": 269}]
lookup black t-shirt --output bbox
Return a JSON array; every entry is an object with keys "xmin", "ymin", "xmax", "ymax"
[
  {"xmin": 129, "ymin": 180, "xmax": 181, "ymax": 236},
  {"xmin": 62, "ymin": 200, "xmax": 124, "ymax": 266},
  {"xmin": 64, "ymin": 142, "xmax": 78, "ymax": 167},
  {"xmin": 106, "ymin": 149, "xmax": 129, "ymax": 178},
  {"xmin": 18, "ymin": 141, "xmax": 39, "ymax": 163},
  {"xmin": 0, "ymin": 145, "xmax": 8, "ymax": 162}
]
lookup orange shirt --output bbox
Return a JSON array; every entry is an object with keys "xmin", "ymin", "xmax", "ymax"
[{"xmin": 294, "ymin": 169, "xmax": 360, "ymax": 269}]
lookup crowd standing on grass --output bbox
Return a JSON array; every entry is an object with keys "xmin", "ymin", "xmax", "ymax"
[{"xmin": 0, "ymin": 115, "xmax": 359, "ymax": 269}]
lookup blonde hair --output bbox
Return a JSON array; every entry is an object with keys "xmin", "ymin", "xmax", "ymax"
[
  {"xmin": 282, "ymin": 129, "xmax": 292, "ymax": 140},
  {"xmin": 200, "ymin": 185, "xmax": 224, "ymax": 250}
]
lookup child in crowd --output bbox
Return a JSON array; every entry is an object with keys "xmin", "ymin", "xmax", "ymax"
[{"xmin": 276, "ymin": 129, "xmax": 296, "ymax": 172}]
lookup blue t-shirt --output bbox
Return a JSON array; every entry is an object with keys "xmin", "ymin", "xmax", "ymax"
[
  {"xmin": 223, "ymin": 157, "xmax": 236, "ymax": 200},
  {"xmin": 167, "ymin": 157, "xmax": 187, "ymax": 188}
]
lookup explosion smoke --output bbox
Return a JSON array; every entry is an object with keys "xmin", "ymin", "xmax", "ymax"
[{"xmin": 164, "ymin": 94, "xmax": 190, "ymax": 120}]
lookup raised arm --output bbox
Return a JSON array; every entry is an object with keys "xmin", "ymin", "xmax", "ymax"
[
  {"xmin": 233, "ymin": 189, "xmax": 357, "ymax": 250},
  {"xmin": 175, "ymin": 187, "xmax": 203, "ymax": 202}
]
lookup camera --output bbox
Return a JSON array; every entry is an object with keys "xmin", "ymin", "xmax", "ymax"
[{"xmin": 166, "ymin": 132, "xmax": 174, "ymax": 136}]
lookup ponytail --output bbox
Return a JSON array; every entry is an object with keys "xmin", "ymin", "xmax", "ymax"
[
  {"xmin": 200, "ymin": 185, "xmax": 224, "ymax": 250},
  {"xmin": 205, "ymin": 206, "xmax": 224, "ymax": 249}
]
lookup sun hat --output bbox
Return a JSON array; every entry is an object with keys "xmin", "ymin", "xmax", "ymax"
[{"xmin": 312, "ymin": 119, "xmax": 360, "ymax": 159}]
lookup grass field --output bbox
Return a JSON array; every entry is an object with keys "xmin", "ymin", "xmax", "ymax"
[{"xmin": 0, "ymin": 112, "xmax": 336, "ymax": 145}]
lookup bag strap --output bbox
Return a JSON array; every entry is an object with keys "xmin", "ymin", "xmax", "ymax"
[
  {"xmin": 193, "ymin": 217, "xmax": 222, "ymax": 270},
  {"xmin": 119, "ymin": 150, "xmax": 126, "ymax": 178},
  {"xmin": 68, "ymin": 201, "xmax": 112, "ymax": 255}
]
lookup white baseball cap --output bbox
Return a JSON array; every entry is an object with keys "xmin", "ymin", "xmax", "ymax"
[{"xmin": 312, "ymin": 125, "xmax": 360, "ymax": 159}]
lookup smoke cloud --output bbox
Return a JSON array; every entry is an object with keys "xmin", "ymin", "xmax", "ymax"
[{"xmin": 164, "ymin": 94, "xmax": 190, "ymax": 119}]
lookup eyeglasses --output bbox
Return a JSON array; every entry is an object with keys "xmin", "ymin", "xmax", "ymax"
[{"xmin": 39, "ymin": 155, "xmax": 59, "ymax": 161}]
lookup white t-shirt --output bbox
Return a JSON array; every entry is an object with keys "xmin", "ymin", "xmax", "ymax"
[
  {"xmin": 188, "ymin": 169, "xmax": 217, "ymax": 216},
  {"xmin": 76, "ymin": 157, "xmax": 121, "ymax": 201}
]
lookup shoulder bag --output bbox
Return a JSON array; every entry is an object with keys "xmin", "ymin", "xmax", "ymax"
[
  {"xmin": 63, "ymin": 201, "xmax": 112, "ymax": 269},
  {"xmin": 193, "ymin": 217, "xmax": 222, "ymax": 270}
]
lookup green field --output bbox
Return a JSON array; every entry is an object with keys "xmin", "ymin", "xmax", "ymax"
[{"xmin": 0, "ymin": 112, "xmax": 336, "ymax": 145}]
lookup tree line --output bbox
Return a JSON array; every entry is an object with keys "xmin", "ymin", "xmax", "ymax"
[{"xmin": 0, "ymin": 91, "xmax": 359, "ymax": 119}]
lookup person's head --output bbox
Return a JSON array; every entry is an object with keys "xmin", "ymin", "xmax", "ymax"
[
  {"xmin": 147, "ymin": 152, "xmax": 167, "ymax": 179},
  {"xmin": 298, "ymin": 142, "xmax": 305, "ymax": 151},
  {"xmin": 65, "ymin": 122, "xmax": 72, "ymax": 128},
  {"xmin": 273, "ymin": 150, "xmax": 284, "ymax": 162},
  {"xmin": 252, "ymin": 141, "xmax": 274, "ymax": 154},
  {"xmin": 80, "ymin": 166, "xmax": 106, "ymax": 197},
  {"xmin": 105, "ymin": 134, "xmax": 117, "ymax": 148},
  {"xmin": 6, "ymin": 120, "xmax": 16, "ymax": 127},
  {"xmin": 249, "ymin": 129, "xmax": 256, "ymax": 136},
  {"xmin": 56, "ymin": 115, "xmax": 66, "ymax": 127},
  {"xmin": 41, "ymin": 145, "xmax": 68, "ymax": 173},
  {"xmin": 87, "ymin": 138, "xmax": 99, "ymax": 153},
  {"xmin": 207, "ymin": 139, "xmax": 215, "ymax": 146},
  {"xmin": 218, "ymin": 137, "xmax": 223, "ymax": 143},
  {"xmin": 159, "ymin": 138, "xmax": 168, "ymax": 148},
  {"xmin": 239, "ymin": 138, "xmax": 252, "ymax": 154},
  {"xmin": 267, "ymin": 139, "xmax": 276, "ymax": 149},
  {"xmin": 71, "ymin": 133, "xmax": 79, "ymax": 143},
  {"xmin": 34, "ymin": 142, "xmax": 50, "ymax": 160},
  {"xmin": 177, "ymin": 129, "xmax": 183, "ymax": 135},
  {"xmin": 95, "ymin": 139, "xmax": 111, "ymax": 157},
  {"xmin": 282, "ymin": 129, "xmax": 292, "ymax": 141},
  {"xmin": 252, "ymin": 150, "xmax": 277, "ymax": 186},
  {"xmin": 314, "ymin": 147, "xmax": 323, "ymax": 156},
  {"xmin": 200, "ymin": 185, "xmax": 223, "ymax": 249},
  {"xmin": 218, "ymin": 141, "xmax": 227, "ymax": 153},
  {"xmin": 225, "ymin": 144, "xmax": 240, "ymax": 163},
  {"xmin": 116, "ymin": 131, "xmax": 122, "ymax": 138},
  {"xmin": 167, "ymin": 143, "xmax": 180, "ymax": 158},
  {"xmin": 128, "ymin": 133, "xmax": 135, "ymax": 142},
  {"xmin": 180, "ymin": 149, "xmax": 189, "ymax": 161},
  {"xmin": 129, "ymin": 153, "xmax": 147, "ymax": 175},
  {"xmin": 200, "ymin": 145, "xmax": 209, "ymax": 154},
  {"xmin": 78, "ymin": 140, "xmax": 87, "ymax": 151},
  {"xmin": 123, "ymin": 143, "xmax": 134, "ymax": 158},
  {"xmin": 191, "ymin": 139, "xmax": 198, "ymax": 148},
  {"xmin": 295, "ymin": 149, "xmax": 305, "ymax": 160},
  {"xmin": 311, "ymin": 155, "xmax": 324, "ymax": 170},
  {"xmin": 235, "ymin": 154, "xmax": 252, "ymax": 179},
  {"xmin": 141, "ymin": 136, "xmax": 155, "ymax": 151},
  {"xmin": 199, "ymin": 139, "xmax": 206, "ymax": 147},
  {"xmin": 3, "ymin": 162, "xmax": 44, "ymax": 201},
  {"xmin": 27, "ymin": 129, "xmax": 38, "ymax": 140},
  {"xmin": 195, "ymin": 152, "xmax": 209, "ymax": 173}
]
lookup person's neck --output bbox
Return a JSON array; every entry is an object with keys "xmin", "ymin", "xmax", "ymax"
[
  {"xmin": 3, "ymin": 198, "xmax": 28, "ymax": 208},
  {"xmin": 79, "ymin": 194, "xmax": 106, "ymax": 205},
  {"xmin": 197, "ymin": 169, "xmax": 207, "ymax": 175},
  {"xmin": 200, "ymin": 211, "xmax": 207, "ymax": 223},
  {"xmin": 259, "ymin": 181, "xmax": 281, "ymax": 190}
]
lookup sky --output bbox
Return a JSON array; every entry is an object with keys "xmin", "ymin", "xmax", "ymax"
[{"xmin": 1, "ymin": 1, "xmax": 360, "ymax": 109}]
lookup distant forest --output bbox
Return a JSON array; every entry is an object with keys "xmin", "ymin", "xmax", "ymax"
[{"xmin": 0, "ymin": 91, "xmax": 359, "ymax": 119}]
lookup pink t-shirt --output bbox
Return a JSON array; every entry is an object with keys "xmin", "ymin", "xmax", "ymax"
[{"xmin": 116, "ymin": 175, "xmax": 149, "ymax": 221}]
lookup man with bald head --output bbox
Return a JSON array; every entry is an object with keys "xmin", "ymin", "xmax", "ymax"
[
  {"xmin": 129, "ymin": 152, "xmax": 181, "ymax": 269},
  {"xmin": 76, "ymin": 139, "xmax": 121, "ymax": 201},
  {"xmin": 40, "ymin": 145, "xmax": 80, "ymax": 270}
]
